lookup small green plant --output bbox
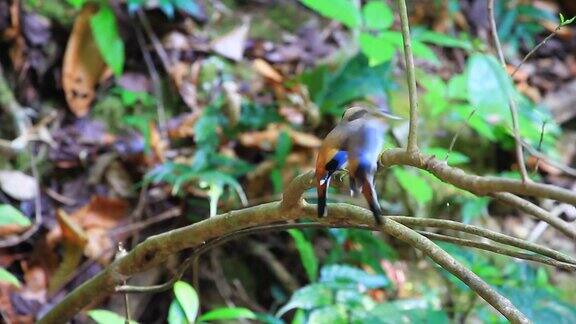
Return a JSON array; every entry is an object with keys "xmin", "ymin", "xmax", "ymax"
[{"xmin": 167, "ymin": 281, "xmax": 256, "ymax": 324}]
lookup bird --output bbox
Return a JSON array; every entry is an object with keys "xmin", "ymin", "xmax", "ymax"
[{"xmin": 315, "ymin": 106, "xmax": 400, "ymax": 225}]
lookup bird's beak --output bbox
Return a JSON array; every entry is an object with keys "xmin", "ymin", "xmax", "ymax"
[{"xmin": 371, "ymin": 110, "xmax": 403, "ymax": 122}]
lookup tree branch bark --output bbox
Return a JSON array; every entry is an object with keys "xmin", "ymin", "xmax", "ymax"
[{"xmin": 40, "ymin": 173, "xmax": 531, "ymax": 324}]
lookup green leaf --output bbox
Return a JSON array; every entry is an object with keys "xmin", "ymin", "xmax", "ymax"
[
  {"xmin": 291, "ymin": 309, "xmax": 306, "ymax": 324},
  {"xmin": 0, "ymin": 204, "xmax": 31, "ymax": 227},
  {"xmin": 87, "ymin": 309, "xmax": 138, "ymax": 324},
  {"xmin": 460, "ymin": 197, "xmax": 489, "ymax": 223},
  {"xmin": 168, "ymin": 299, "xmax": 187, "ymax": 324},
  {"xmin": 300, "ymin": 0, "xmax": 361, "ymax": 29},
  {"xmin": 310, "ymin": 54, "xmax": 393, "ymax": 115},
  {"xmin": 288, "ymin": 229, "xmax": 318, "ymax": 282},
  {"xmin": 67, "ymin": 0, "xmax": 86, "ymax": 8},
  {"xmin": 392, "ymin": 168, "xmax": 433, "ymax": 205},
  {"xmin": 274, "ymin": 131, "xmax": 293, "ymax": 167},
  {"xmin": 198, "ymin": 307, "xmax": 256, "ymax": 322},
  {"xmin": 454, "ymin": 104, "xmax": 497, "ymax": 141},
  {"xmin": 416, "ymin": 30, "xmax": 473, "ymax": 51},
  {"xmin": 173, "ymin": 281, "xmax": 199, "ymax": 323},
  {"xmin": 362, "ymin": 1, "xmax": 394, "ymax": 30},
  {"xmin": 360, "ymin": 300, "xmax": 449, "ymax": 323},
  {"xmin": 308, "ymin": 305, "xmax": 348, "ymax": 324},
  {"xmin": 466, "ymin": 53, "xmax": 515, "ymax": 125},
  {"xmin": 172, "ymin": 0, "xmax": 203, "ymax": 19},
  {"xmin": 0, "ymin": 268, "xmax": 21, "ymax": 288},
  {"xmin": 424, "ymin": 147, "xmax": 470, "ymax": 166},
  {"xmin": 90, "ymin": 5, "xmax": 125, "ymax": 76},
  {"xmin": 277, "ymin": 283, "xmax": 333, "ymax": 316},
  {"xmin": 270, "ymin": 168, "xmax": 283, "ymax": 194},
  {"xmin": 419, "ymin": 75, "xmax": 448, "ymax": 116},
  {"xmin": 319, "ymin": 264, "xmax": 389, "ymax": 289},
  {"xmin": 359, "ymin": 32, "xmax": 398, "ymax": 66},
  {"xmin": 499, "ymin": 287, "xmax": 576, "ymax": 323},
  {"xmin": 447, "ymin": 74, "xmax": 468, "ymax": 101},
  {"xmin": 412, "ymin": 40, "xmax": 439, "ymax": 64}
]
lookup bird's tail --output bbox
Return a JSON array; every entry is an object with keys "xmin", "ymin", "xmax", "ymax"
[
  {"xmin": 316, "ymin": 174, "xmax": 329, "ymax": 218},
  {"xmin": 356, "ymin": 167, "xmax": 382, "ymax": 225}
]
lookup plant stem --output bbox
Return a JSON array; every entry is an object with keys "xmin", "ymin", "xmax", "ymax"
[
  {"xmin": 396, "ymin": 0, "xmax": 419, "ymax": 152},
  {"xmin": 488, "ymin": 0, "xmax": 530, "ymax": 183}
]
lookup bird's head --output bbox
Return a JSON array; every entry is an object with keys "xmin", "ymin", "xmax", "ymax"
[{"xmin": 341, "ymin": 106, "xmax": 402, "ymax": 123}]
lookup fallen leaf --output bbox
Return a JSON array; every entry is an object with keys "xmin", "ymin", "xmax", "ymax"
[
  {"xmin": 62, "ymin": 3, "xmax": 108, "ymax": 117},
  {"xmin": 222, "ymin": 81, "xmax": 242, "ymax": 127},
  {"xmin": 73, "ymin": 196, "xmax": 128, "ymax": 230},
  {"xmin": 0, "ymin": 170, "xmax": 38, "ymax": 200},
  {"xmin": 239, "ymin": 124, "xmax": 321, "ymax": 150},
  {"xmin": 211, "ymin": 21, "xmax": 250, "ymax": 62},
  {"xmin": 170, "ymin": 61, "xmax": 200, "ymax": 110},
  {"xmin": 253, "ymin": 59, "xmax": 284, "ymax": 83}
]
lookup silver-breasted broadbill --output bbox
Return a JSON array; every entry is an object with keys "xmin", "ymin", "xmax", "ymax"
[{"xmin": 315, "ymin": 106, "xmax": 400, "ymax": 224}]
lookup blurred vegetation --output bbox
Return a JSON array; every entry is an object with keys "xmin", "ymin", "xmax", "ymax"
[{"xmin": 1, "ymin": 0, "xmax": 576, "ymax": 323}]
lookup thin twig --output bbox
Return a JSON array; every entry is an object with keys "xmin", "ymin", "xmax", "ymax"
[
  {"xmin": 488, "ymin": 0, "xmax": 530, "ymax": 183},
  {"xmin": 493, "ymin": 192, "xmax": 576, "ymax": 240},
  {"xmin": 446, "ymin": 109, "xmax": 476, "ymax": 161},
  {"xmin": 133, "ymin": 12, "xmax": 169, "ymax": 143},
  {"xmin": 418, "ymin": 231, "xmax": 576, "ymax": 271},
  {"xmin": 116, "ymin": 244, "xmax": 131, "ymax": 324},
  {"xmin": 532, "ymin": 121, "xmax": 547, "ymax": 174},
  {"xmin": 521, "ymin": 139, "xmax": 576, "ymax": 177},
  {"xmin": 395, "ymin": 0, "xmax": 420, "ymax": 152},
  {"xmin": 511, "ymin": 27, "xmax": 561, "ymax": 77}
]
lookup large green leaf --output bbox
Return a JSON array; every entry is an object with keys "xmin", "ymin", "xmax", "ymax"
[
  {"xmin": 90, "ymin": 5, "xmax": 125, "ymax": 76},
  {"xmin": 359, "ymin": 32, "xmax": 398, "ymax": 66},
  {"xmin": 173, "ymin": 281, "xmax": 199, "ymax": 323},
  {"xmin": 362, "ymin": 1, "xmax": 394, "ymax": 30},
  {"xmin": 87, "ymin": 309, "xmax": 138, "ymax": 324},
  {"xmin": 288, "ymin": 229, "xmax": 318, "ymax": 282},
  {"xmin": 466, "ymin": 53, "xmax": 515, "ymax": 125},
  {"xmin": 0, "ymin": 268, "xmax": 21, "ymax": 288},
  {"xmin": 277, "ymin": 283, "xmax": 333, "ymax": 316},
  {"xmin": 392, "ymin": 168, "xmax": 433, "ymax": 205},
  {"xmin": 167, "ymin": 299, "xmax": 187, "ymax": 324},
  {"xmin": 302, "ymin": 54, "xmax": 392, "ymax": 115},
  {"xmin": 416, "ymin": 30, "xmax": 473, "ymax": 51},
  {"xmin": 499, "ymin": 287, "xmax": 576, "ymax": 324},
  {"xmin": 300, "ymin": 0, "xmax": 361, "ymax": 29},
  {"xmin": 356, "ymin": 299, "xmax": 449, "ymax": 323},
  {"xmin": 0, "ymin": 204, "xmax": 31, "ymax": 227},
  {"xmin": 308, "ymin": 305, "xmax": 348, "ymax": 324},
  {"xmin": 319, "ymin": 264, "xmax": 389, "ymax": 289},
  {"xmin": 275, "ymin": 131, "xmax": 293, "ymax": 167},
  {"xmin": 198, "ymin": 307, "xmax": 256, "ymax": 322}
]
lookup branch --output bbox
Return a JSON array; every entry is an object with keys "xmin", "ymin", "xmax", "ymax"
[
  {"xmin": 488, "ymin": 0, "xmax": 530, "ymax": 183},
  {"xmin": 493, "ymin": 192, "xmax": 576, "ymax": 240},
  {"xmin": 395, "ymin": 0, "xmax": 419, "ymax": 152},
  {"xmin": 418, "ymin": 231, "xmax": 576, "ymax": 271},
  {"xmin": 118, "ymin": 215, "xmax": 574, "ymax": 294},
  {"xmin": 39, "ymin": 173, "xmax": 530, "ymax": 323},
  {"xmin": 380, "ymin": 149, "xmax": 576, "ymax": 205},
  {"xmin": 388, "ymin": 215, "xmax": 576, "ymax": 265}
]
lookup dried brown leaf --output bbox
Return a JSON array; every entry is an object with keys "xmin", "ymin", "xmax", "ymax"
[
  {"xmin": 62, "ymin": 4, "xmax": 108, "ymax": 117},
  {"xmin": 211, "ymin": 21, "xmax": 250, "ymax": 61}
]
